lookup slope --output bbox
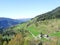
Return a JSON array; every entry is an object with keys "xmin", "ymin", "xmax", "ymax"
[
  {"xmin": 2, "ymin": 6, "xmax": 60, "ymax": 45},
  {"xmin": 4, "ymin": 6, "xmax": 60, "ymax": 37}
]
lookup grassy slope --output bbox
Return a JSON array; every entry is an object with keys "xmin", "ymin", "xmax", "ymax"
[
  {"xmin": 5, "ymin": 19, "xmax": 60, "ymax": 38},
  {"xmin": 2, "ymin": 7, "xmax": 60, "ymax": 45},
  {"xmin": 27, "ymin": 19, "xmax": 60, "ymax": 36},
  {"xmin": 5, "ymin": 7, "xmax": 60, "ymax": 38}
]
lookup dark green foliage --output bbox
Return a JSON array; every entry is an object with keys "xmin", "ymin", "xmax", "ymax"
[
  {"xmin": 3, "ymin": 30, "xmax": 16, "ymax": 36},
  {"xmin": 0, "ymin": 34, "xmax": 3, "ymax": 45},
  {"xmin": 35, "ymin": 7, "xmax": 60, "ymax": 21},
  {"xmin": 38, "ymin": 41, "xmax": 42, "ymax": 45}
]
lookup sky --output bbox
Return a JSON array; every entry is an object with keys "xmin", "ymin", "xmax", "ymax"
[{"xmin": 0, "ymin": 0, "xmax": 60, "ymax": 19}]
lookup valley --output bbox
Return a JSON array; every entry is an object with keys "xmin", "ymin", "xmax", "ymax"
[{"xmin": 0, "ymin": 7, "xmax": 60, "ymax": 45}]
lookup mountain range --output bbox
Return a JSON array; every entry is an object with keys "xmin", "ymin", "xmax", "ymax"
[{"xmin": 0, "ymin": 17, "xmax": 31, "ymax": 30}]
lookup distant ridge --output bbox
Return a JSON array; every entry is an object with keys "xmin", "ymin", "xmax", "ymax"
[
  {"xmin": 34, "ymin": 6, "xmax": 60, "ymax": 21},
  {"xmin": 0, "ymin": 17, "xmax": 31, "ymax": 30}
]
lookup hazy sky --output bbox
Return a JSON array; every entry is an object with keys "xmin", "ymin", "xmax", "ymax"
[{"xmin": 0, "ymin": 0, "xmax": 60, "ymax": 19}]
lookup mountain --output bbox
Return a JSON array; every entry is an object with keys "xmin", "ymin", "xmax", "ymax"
[
  {"xmin": 0, "ymin": 17, "xmax": 31, "ymax": 30},
  {"xmin": 1, "ymin": 7, "xmax": 60, "ymax": 45},
  {"xmin": 4, "ymin": 6, "xmax": 60, "ymax": 36},
  {"xmin": 34, "ymin": 7, "xmax": 60, "ymax": 21}
]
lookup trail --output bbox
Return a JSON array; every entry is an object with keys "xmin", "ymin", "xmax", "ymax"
[
  {"xmin": 29, "ymin": 30, "xmax": 41, "ymax": 40},
  {"xmin": 29, "ymin": 30, "xmax": 50, "ymax": 40},
  {"xmin": 29, "ymin": 30, "xmax": 36, "ymax": 38}
]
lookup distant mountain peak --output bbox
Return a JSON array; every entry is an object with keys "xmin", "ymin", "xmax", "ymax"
[{"xmin": 0, "ymin": 17, "xmax": 31, "ymax": 30}]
